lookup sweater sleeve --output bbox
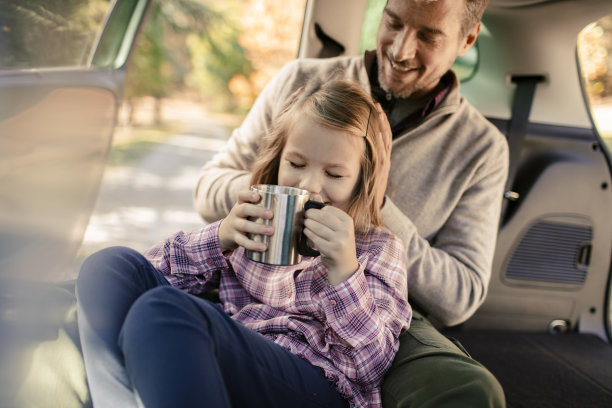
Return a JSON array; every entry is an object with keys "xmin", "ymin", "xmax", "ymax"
[
  {"xmin": 317, "ymin": 232, "xmax": 411, "ymax": 390},
  {"xmin": 142, "ymin": 221, "xmax": 228, "ymax": 295},
  {"xmin": 381, "ymin": 129, "xmax": 508, "ymax": 326}
]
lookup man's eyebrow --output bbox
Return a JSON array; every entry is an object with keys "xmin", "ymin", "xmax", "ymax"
[
  {"xmin": 383, "ymin": 7, "xmax": 399, "ymax": 20},
  {"xmin": 421, "ymin": 26, "xmax": 445, "ymax": 37},
  {"xmin": 383, "ymin": 7, "xmax": 446, "ymax": 37},
  {"xmin": 383, "ymin": 7, "xmax": 402, "ymax": 21}
]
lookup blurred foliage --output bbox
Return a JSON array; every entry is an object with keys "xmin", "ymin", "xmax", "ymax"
[
  {"xmin": 1, "ymin": 0, "xmax": 306, "ymax": 117},
  {"xmin": 578, "ymin": 14, "xmax": 612, "ymax": 141},
  {"xmin": 124, "ymin": 0, "xmax": 305, "ymax": 116},
  {"xmin": 227, "ymin": 0, "xmax": 306, "ymax": 110},
  {"xmin": 184, "ymin": 1, "xmax": 252, "ymax": 113},
  {"xmin": 0, "ymin": 0, "xmax": 109, "ymax": 68},
  {"xmin": 578, "ymin": 15, "xmax": 612, "ymax": 103},
  {"xmin": 124, "ymin": 0, "xmax": 236, "ymax": 109}
]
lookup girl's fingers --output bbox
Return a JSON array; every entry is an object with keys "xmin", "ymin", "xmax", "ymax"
[
  {"xmin": 220, "ymin": 197, "xmax": 274, "ymax": 251},
  {"xmin": 304, "ymin": 206, "xmax": 352, "ymax": 242},
  {"xmin": 303, "ymin": 218, "xmax": 331, "ymax": 242},
  {"xmin": 238, "ymin": 189, "xmax": 261, "ymax": 204},
  {"xmin": 305, "ymin": 205, "xmax": 347, "ymax": 226},
  {"xmin": 234, "ymin": 201, "xmax": 273, "ymax": 221},
  {"xmin": 233, "ymin": 231, "xmax": 267, "ymax": 252},
  {"xmin": 234, "ymin": 216, "xmax": 274, "ymax": 236}
]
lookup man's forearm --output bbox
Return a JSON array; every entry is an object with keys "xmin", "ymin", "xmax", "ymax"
[{"xmin": 193, "ymin": 166, "xmax": 251, "ymax": 223}]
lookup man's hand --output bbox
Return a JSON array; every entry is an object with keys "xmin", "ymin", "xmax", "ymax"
[{"xmin": 374, "ymin": 102, "xmax": 392, "ymax": 207}]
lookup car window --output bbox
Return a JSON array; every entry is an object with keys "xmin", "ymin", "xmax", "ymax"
[
  {"xmin": 358, "ymin": 0, "xmax": 479, "ymax": 82},
  {"xmin": 0, "ymin": 0, "xmax": 111, "ymax": 69},
  {"xmin": 577, "ymin": 14, "xmax": 612, "ymax": 151}
]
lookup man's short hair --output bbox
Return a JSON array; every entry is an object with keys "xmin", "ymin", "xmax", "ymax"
[
  {"xmin": 463, "ymin": 0, "xmax": 490, "ymax": 36},
  {"xmin": 384, "ymin": 0, "xmax": 490, "ymax": 37}
]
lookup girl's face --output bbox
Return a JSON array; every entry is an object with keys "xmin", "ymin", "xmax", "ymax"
[{"xmin": 278, "ymin": 116, "xmax": 364, "ymax": 211}]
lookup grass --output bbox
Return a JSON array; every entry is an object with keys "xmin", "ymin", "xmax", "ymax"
[{"xmin": 107, "ymin": 122, "xmax": 184, "ymax": 166}]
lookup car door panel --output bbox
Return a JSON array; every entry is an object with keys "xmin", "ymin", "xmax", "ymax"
[
  {"xmin": 0, "ymin": 71, "xmax": 119, "ymax": 280},
  {"xmin": 0, "ymin": 0, "xmax": 149, "ymax": 280},
  {"xmin": 465, "ymin": 122, "xmax": 612, "ymax": 340}
]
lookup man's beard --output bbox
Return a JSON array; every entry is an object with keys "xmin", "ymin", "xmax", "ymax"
[
  {"xmin": 377, "ymin": 54, "xmax": 422, "ymax": 99},
  {"xmin": 379, "ymin": 74, "xmax": 418, "ymax": 99}
]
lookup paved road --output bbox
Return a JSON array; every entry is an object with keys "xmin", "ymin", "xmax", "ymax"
[{"xmin": 68, "ymin": 114, "xmax": 231, "ymax": 279}]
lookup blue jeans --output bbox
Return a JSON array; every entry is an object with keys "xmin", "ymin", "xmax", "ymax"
[{"xmin": 76, "ymin": 246, "xmax": 348, "ymax": 408}]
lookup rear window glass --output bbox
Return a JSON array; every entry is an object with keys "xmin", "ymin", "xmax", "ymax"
[
  {"xmin": 577, "ymin": 14, "xmax": 612, "ymax": 150},
  {"xmin": 0, "ymin": 0, "xmax": 111, "ymax": 69},
  {"xmin": 359, "ymin": 0, "xmax": 479, "ymax": 82}
]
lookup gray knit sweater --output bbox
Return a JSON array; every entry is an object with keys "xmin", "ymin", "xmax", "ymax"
[{"xmin": 194, "ymin": 54, "xmax": 509, "ymax": 326}]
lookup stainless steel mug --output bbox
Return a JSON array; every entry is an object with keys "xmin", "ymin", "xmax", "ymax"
[{"xmin": 246, "ymin": 184, "xmax": 324, "ymax": 265}]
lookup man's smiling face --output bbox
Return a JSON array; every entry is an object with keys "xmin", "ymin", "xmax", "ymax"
[{"xmin": 376, "ymin": 0, "xmax": 479, "ymax": 99}]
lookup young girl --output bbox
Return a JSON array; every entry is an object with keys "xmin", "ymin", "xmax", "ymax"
[{"xmin": 76, "ymin": 79, "xmax": 411, "ymax": 408}]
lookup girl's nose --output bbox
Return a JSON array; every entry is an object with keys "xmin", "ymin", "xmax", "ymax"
[
  {"xmin": 392, "ymin": 29, "xmax": 417, "ymax": 61},
  {"xmin": 299, "ymin": 172, "xmax": 322, "ymax": 195}
]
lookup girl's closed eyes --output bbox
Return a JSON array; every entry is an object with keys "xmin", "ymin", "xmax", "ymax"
[
  {"xmin": 285, "ymin": 157, "xmax": 352, "ymax": 178},
  {"xmin": 277, "ymin": 118, "xmax": 363, "ymax": 211}
]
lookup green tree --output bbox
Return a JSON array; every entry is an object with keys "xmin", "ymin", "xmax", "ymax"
[
  {"xmin": 579, "ymin": 16, "xmax": 612, "ymax": 103},
  {"xmin": 124, "ymin": 0, "xmax": 251, "ymax": 122},
  {"xmin": 0, "ymin": 0, "xmax": 109, "ymax": 69},
  {"xmin": 226, "ymin": 0, "xmax": 305, "ymax": 110},
  {"xmin": 185, "ymin": 0, "xmax": 252, "ymax": 113}
]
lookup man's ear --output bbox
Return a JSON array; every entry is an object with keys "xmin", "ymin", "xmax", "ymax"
[{"xmin": 458, "ymin": 22, "xmax": 481, "ymax": 57}]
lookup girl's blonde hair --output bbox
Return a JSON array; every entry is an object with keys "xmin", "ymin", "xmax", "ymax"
[{"xmin": 250, "ymin": 79, "xmax": 385, "ymax": 234}]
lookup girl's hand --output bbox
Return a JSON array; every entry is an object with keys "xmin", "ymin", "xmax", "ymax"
[
  {"xmin": 219, "ymin": 189, "xmax": 274, "ymax": 252},
  {"xmin": 303, "ymin": 205, "xmax": 359, "ymax": 285}
]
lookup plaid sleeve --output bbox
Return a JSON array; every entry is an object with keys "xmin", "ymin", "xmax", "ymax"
[
  {"xmin": 319, "ymin": 230, "xmax": 411, "ymax": 390},
  {"xmin": 143, "ymin": 220, "xmax": 228, "ymax": 295}
]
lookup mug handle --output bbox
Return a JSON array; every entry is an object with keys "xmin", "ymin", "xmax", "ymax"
[{"xmin": 298, "ymin": 200, "xmax": 325, "ymax": 257}]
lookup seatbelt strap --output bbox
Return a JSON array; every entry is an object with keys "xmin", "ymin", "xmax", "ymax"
[{"xmin": 501, "ymin": 75, "xmax": 545, "ymax": 221}]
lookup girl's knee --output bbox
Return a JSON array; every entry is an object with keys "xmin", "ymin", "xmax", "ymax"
[
  {"xmin": 122, "ymin": 287, "xmax": 217, "ymax": 339},
  {"xmin": 120, "ymin": 287, "xmax": 198, "ymax": 344},
  {"xmin": 77, "ymin": 247, "xmax": 148, "ymax": 291},
  {"xmin": 131, "ymin": 287, "xmax": 219, "ymax": 317},
  {"xmin": 132, "ymin": 286, "xmax": 184, "ymax": 310},
  {"xmin": 124, "ymin": 287, "xmax": 190, "ymax": 325}
]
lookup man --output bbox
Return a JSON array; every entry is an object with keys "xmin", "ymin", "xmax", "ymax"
[{"xmin": 194, "ymin": 0, "xmax": 508, "ymax": 406}]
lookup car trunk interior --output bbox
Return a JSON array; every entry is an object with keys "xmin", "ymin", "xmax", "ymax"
[{"xmin": 299, "ymin": 0, "xmax": 612, "ymax": 406}]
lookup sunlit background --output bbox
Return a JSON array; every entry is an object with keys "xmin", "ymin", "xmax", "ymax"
[
  {"xmin": 0, "ymin": 0, "xmax": 610, "ymax": 281},
  {"xmin": 74, "ymin": 0, "xmax": 307, "ymax": 278},
  {"xmin": 578, "ymin": 15, "xmax": 612, "ymax": 147},
  {"xmin": 1, "ymin": 3, "xmax": 611, "ymax": 407}
]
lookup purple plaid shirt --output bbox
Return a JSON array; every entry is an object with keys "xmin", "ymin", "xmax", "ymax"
[{"xmin": 143, "ymin": 221, "xmax": 411, "ymax": 407}]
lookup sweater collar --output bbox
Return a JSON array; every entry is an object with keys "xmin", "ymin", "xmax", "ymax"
[{"xmin": 364, "ymin": 50, "xmax": 456, "ymax": 137}]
